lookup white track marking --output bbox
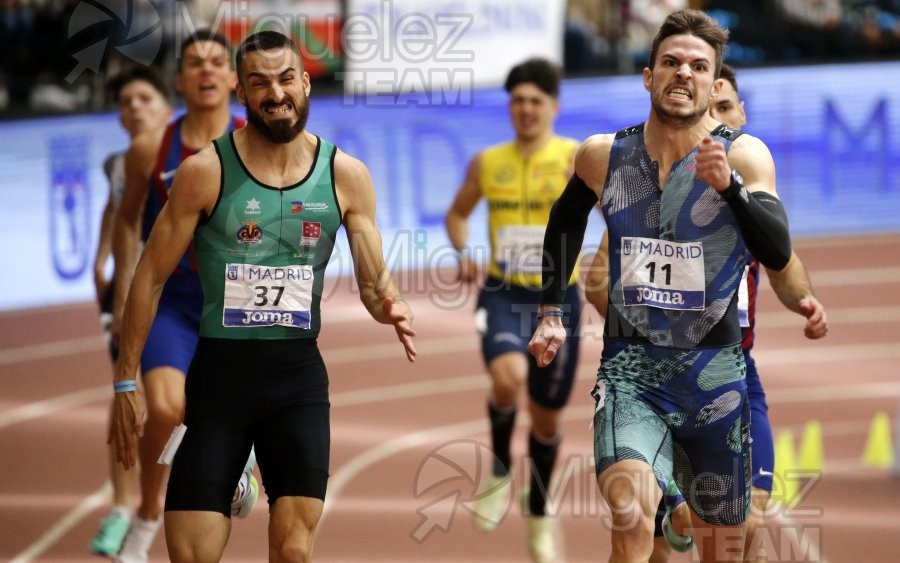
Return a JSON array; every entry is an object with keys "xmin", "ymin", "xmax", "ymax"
[
  {"xmin": 10, "ymin": 482, "xmax": 110, "ymax": 563},
  {"xmin": 6, "ymin": 301, "xmax": 900, "ymax": 368},
  {"xmin": 0, "ymin": 387, "xmax": 109, "ymax": 429}
]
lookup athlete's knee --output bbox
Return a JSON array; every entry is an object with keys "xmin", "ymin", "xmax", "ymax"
[
  {"xmin": 528, "ymin": 400, "xmax": 561, "ymax": 438},
  {"xmin": 488, "ymin": 354, "xmax": 526, "ymax": 405},
  {"xmin": 584, "ymin": 283, "xmax": 607, "ymax": 316},
  {"xmin": 271, "ymin": 528, "xmax": 315, "ymax": 563},
  {"xmin": 145, "ymin": 399, "xmax": 184, "ymax": 430},
  {"xmin": 603, "ymin": 484, "xmax": 656, "ymax": 537},
  {"xmin": 599, "ymin": 464, "xmax": 659, "ymax": 536}
]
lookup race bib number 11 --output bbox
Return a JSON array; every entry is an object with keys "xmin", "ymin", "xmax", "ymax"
[
  {"xmin": 223, "ymin": 263, "xmax": 313, "ymax": 328},
  {"xmin": 620, "ymin": 237, "xmax": 705, "ymax": 310}
]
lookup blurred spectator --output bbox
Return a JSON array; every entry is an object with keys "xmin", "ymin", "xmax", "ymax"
[
  {"xmin": 624, "ymin": 0, "xmax": 688, "ymax": 66},
  {"xmin": 2, "ymin": 0, "xmax": 899, "ymax": 116},
  {"xmin": 841, "ymin": 0, "xmax": 900, "ymax": 55},
  {"xmin": 565, "ymin": 0, "xmax": 601, "ymax": 72},
  {"xmin": 704, "ymin": 0, "xmax": 785, "ymax": 63},
  {"xmin": 779, "ymin": 0, "xmax": 845, "ymax": 59},
  {"xmin": 566, "ymin": 0, "xmax": 625, "ymax": 73},
  {"xmin": 0, "ymin": 0, "xmax": 37, "ymax": 110}
]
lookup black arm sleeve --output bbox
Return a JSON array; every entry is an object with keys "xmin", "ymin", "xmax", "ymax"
[
  {"xmin": 540, "ymin": 173, "xmax": 599, "ymax": 306},
  {"xmin": 723, "ymin": 189, "xmax": 792, "ymax": 271}
]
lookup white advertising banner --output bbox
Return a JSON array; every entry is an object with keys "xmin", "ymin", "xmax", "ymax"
[{"xmin": 343, "ymin": 0, "xmax": 566, "ymax": 98}]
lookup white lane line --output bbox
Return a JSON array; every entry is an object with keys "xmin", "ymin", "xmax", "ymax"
[
  {"xmin": 325, "ymin": 404, "xmax": 839, "ymax": 562},
  {"xmin": 7, "ymin": 298, "xmax": 900, "ymax": 368},
  {"xmin": 7, "ymin": 338, "xmax": 899, "ymax": 559},
  {"xmin": 0, "ymin": 300, "xmax": 455, "ymax": 367},
  {"xmin": 323, "ymin": 418, "xmax": 487, "ymax": 520},
  {"xmin": 324, "ymin": 335, "xmax": 476, "ymax": 365},
  {"xmin": 754, "ymin": 342, "xmax": 900, "ymax": 365},
  {"xmin": 10, "ymin": 482, "xmax": 110, "ymax": 563},
  {"xmin": 772, "ymin": 512, "xmax": 826, "ymax": 563},
  {"xmin": 801, "ymin": 267, "xmax": 900, "ymax": 287},
  {"xmin": 755, "ymin": 306, "xmax": 900, "ymax": 327},
  {"xmin": 4, "ymin": 342, "xmax": 900, "ymax": 430},
  {"xmin": 792, "ymin": 234, "xmax": 900, "ymax": 249},
  {"xmin": 0, "ymin": 336, "xmax": 106, "ymax": 367},
  {"xmin": 0, "ymin": 387, "xmax": 110, "ymax": 430}
]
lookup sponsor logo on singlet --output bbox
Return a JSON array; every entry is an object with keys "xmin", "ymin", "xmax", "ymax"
[{"xmin": 236, "ymin": 220, "xmax": 263, "ymax": 244}]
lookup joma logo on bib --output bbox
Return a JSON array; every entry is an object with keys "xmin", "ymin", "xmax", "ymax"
[
  {"xmin": 633, "ymin": 286, "xmax": 686, "ymax": 306},
  {"xmin": 242, "ymin": 311, "xmax": 295, "ymax": 325}
]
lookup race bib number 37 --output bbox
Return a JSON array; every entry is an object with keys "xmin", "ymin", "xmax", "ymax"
[
  {"xmin": 620, "ymin": 237, "xmax": 705, "ymax": 311},
  {"xmin": 223, "ymin": 264, "xmax": 313, "ymax": 328}
]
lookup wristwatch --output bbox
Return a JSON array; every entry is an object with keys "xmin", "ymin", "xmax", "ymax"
[{"xmin": 721, "ymin": 168, "xmax": 748, "ymax": 202}]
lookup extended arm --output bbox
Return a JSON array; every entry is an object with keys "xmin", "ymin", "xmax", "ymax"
[
  {"xmin": 336, "ymin": 152, "xmax": 416, "ymax": 362},
  {"xmin": 111, "ymin": 132, "xmax": 159, "ymax": 337},
  {"xmin": 110, "ymin": 151, "xmax": 215, "ymax": 468}
]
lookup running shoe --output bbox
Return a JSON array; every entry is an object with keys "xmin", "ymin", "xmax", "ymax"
[
  {"xmin": 526, "ymin": 516, "xmax": 557, "ymax": 563},
  {"xmin": 231, "ymin": 470, "xmax": 259, "ymax": 518},
  {"xmin": 472, "ymin": 472, "xmax": 513, "ymax": 532},
  {"xmin": 90, "ymin": 510, "xmax": 130, "ymax": 555},
  {"xmin": 115, "ymin": 516, "xmax": 161, "ymax": 563},
  {"xmin": 662, "ymin": 480, "xmax": 693, "ymax": 553}
]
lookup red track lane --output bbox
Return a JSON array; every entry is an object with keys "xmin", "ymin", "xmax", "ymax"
[{"xmin": 2, "ymin": 233, "xmax": 899, "ymax": 562}]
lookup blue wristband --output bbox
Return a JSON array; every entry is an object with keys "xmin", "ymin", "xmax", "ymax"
[
  {"xmin": 536, "ymin": 310, "xmax": 565, "ymax": 320},
  {"xmin": 113, "ymin": 380, "xmax": 137, "ymax": 393}
]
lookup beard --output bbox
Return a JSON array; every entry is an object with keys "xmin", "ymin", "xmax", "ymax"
[
  {"xmin": 652, "ymin": 98, "xmax": 707, "ymax": 129},
  {"xmin": 649, "ymin": 82, "xmax": 709, "ymax": 129},
  {"xmin": 246, "ymin": 93, "xmax": 310, "ymax": 144}
]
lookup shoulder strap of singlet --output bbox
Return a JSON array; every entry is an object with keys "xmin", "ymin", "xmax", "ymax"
[
  {"xmin": 711, "ymin": 123, "xmax": 744, "ymax": 141},
  {"xmin": 615, "ymin": 123, "xmax": 644, "ymax": 140}
]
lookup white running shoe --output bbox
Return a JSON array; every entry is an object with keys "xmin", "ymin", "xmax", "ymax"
[
  {"xmin": 231, "ymin": 470, "xmax": 259, "ymax": 518},
  {"xmin": 115, "ymin": 516, "xmax": 161, "ymax": 563},
  {"xmin": 527, "ymin": 516, "xmax": 557, "ymax": 563},
  {"xmin": 472, "ymin": 472, "xmax": 513, "ymax": 532}
]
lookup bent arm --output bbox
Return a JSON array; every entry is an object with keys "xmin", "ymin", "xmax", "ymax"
[
  {"xmin": 539, "ymin": 136, "xmax": 609, "ymax": 309},
  {"xmin": 766, "ymin": 251, "xmax": 828, "ymax": 339},
  {"xmin": 766, "ymin": 252, "xmax": 811, "ymax": 314},
  {"xmin": 114, "ymin": 155, "xmax": 213, "ymax": 384},
  {"xmin": 724, "ymin": 135, "xmax": 792, "ymax": 271},
  {"xmin": 110, "ymin": 153, "xmax": 215, "ymax": 468}
]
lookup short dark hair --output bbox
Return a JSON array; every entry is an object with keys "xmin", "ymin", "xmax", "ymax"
[
  {"xmin": 106, "ymin": 64, "xmax": 170, "ymax": 103},
  {"xmin": 235, "ymin": 30, "xmax": 303, "ymax": 77},
  {"xmin": 718, "ymin": 63, "xmax": 738, "ymax": 93},
  {"xmin": 648, "ymin": 9, "xmax": 729, "ymax": 78},
  {"xmin": 504, "ymin": 58, "xmax": 562, "ymax": 98},
  {"xmin": 178, "ymin": 28, "xmax": 233, "ymax": 72}
]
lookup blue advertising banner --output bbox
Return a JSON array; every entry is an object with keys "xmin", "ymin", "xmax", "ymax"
[{"xmin": 2, "ymin": 61, "xmax": 898, "ymax": 311}]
